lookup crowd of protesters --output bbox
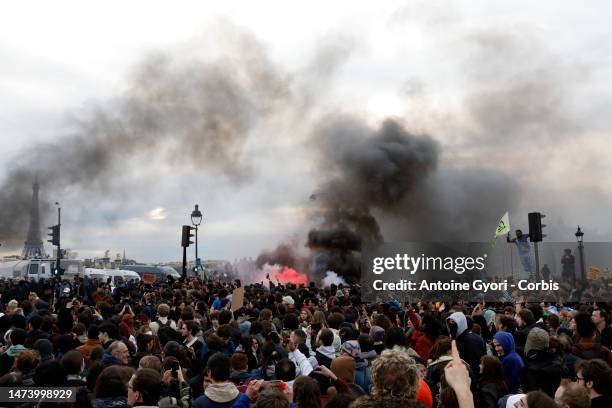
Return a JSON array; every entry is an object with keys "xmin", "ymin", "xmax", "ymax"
[{"xmin": 0, "ymin": 275, "xmax": 610, "ymax": 408}]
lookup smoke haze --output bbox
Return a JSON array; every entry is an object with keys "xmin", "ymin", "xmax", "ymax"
[
  {"xmin": 1, "ymin": 4, "xmax": 610, "ymax": 273},
  {"xmin": 0, "ymin": 29, "xmax": 290, "ymax": 245}
]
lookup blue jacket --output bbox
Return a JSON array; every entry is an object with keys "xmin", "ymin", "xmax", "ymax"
[
  {"xmin": 193, "ymin": 394, "xmax": 240, "ymax": 408},
  {"xmin": 494, "ymin": 332, "xmax": 524, "ymax": 393}
]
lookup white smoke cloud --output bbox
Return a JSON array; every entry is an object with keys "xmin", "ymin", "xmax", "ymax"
[{"xmin": 322, "ymin": 271, "xmax": 347, "ymax": 287}]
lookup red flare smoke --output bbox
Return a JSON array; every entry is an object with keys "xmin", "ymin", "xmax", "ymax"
[{"xmin": 271, "ymin": 267, "xmax": 308, "ymax": 285}]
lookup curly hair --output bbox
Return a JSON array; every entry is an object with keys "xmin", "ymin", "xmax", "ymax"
[
  {"xmin": 352, "ymin": 395, "xmax": 425, "ymax": 408},
  {"xmin": 370, "ymin": 347, "xmax": 419, "ymax": 399},
  {"xmin": 14, "ymin": 350, "xmax": 40, "ymax": 373}
]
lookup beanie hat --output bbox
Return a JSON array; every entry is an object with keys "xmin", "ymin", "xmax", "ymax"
[
  {"xmin": 525, "ymin": 327, "xmax": 549, "ymax": 355},
  {"xmin": 369, "ymin": 325, "xmax": 385, "ymax": 342},
  {"xmin": 341, "ymin": 340, "xmax": 361, "ymax": 358},
  {"xmin": 331, "ymin": 355, "xmax": 356, "ymax": 383},
  {"xmin": 33, "ymin": 339, "xmax": 54, "ymax": 363}
]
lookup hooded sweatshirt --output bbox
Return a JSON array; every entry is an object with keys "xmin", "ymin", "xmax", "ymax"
[
  {"xmin": 448, "ymin": 312, "xmax": 468, "ymax": 337},
  {"xmin": 448, "ymin": 312, "xmax": 486, "ymax": 379},
  {"xmin": 522, "ymin": 328, "xmax": 567, "ymax": 397},
  {"xmin": 0, "ymin": 343, "xmax": 26, "ymax": 376},
  {"xmin": 309, "ymin": 345, "xmax": 336, "ymax": 369},
  {"xmin": 193, "ymin": 382, "xmax": 240, "ymax": 408},
  {"xmin": 484, "ymin": 309, "xmax": 496, "ymax": 327},
  {"xmin": 6, "ymin": 344, "xmax": 26, "ymax": 357},
  {"xmin": 494, "ymin": 332, "xmax": 524, "ymax": 393}
]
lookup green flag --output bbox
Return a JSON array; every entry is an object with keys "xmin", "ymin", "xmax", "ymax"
[{"xmin": 491, "ymin": 212, "xmax": 510, "ymax": 248}]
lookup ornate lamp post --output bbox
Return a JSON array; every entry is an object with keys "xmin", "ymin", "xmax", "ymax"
[
  {"xmin": 575, "ymin": 226, "xmax": 585, "ymax": 281},
  {"xmin": 191, "ymin": 205, "xmax": 203, "ymax": 270}
]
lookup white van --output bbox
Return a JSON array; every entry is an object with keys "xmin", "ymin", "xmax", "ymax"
[
  {"xmin": 104, "ymin": 269, "xmax": 141, "ymax": 288},
  {"xmin": 122, "ymin": 269, "xmax": 141, "ymax": 284},
  {"xmin": 121, "ymin": 264, "xmax": 181, "ymax": 283},
  {"xmin": 0, "ymin": 259, "xmax": 53, "ymax": 280},
  {"xmin": 83, "ymin": 268, "xmax": 110, "ymax": 286}
]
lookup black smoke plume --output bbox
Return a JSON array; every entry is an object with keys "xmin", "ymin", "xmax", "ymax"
[
  {"xmin": 256, "ymin": 243, "xmax": 297, "ymax": 269},
  {"xmin": 0, "ymin": 31, "xmax": 289, "ymax": 246},
  {"xmin": 299, "ymin": 115, "xmax": 520, "ymax": 282},
  {"xmin": 305, "ymin": 117, "xmax": 440, "ymax": 282}
]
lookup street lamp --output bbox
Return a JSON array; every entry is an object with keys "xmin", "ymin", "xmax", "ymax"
[
  {"xmin": 55, "ymin": 202, "xmax": 61, "ymax": 270},
  {"xmin": 191, "ymin": 204, "xmax": 203, "ymax": 270},
  {"xmin": 575, "ymin": 226, "xmax": 585, "ymax": 281}
]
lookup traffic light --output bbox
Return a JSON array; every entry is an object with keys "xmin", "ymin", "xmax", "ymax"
[
  {"xmin": 192, "ymin": 265, "xmax": 199, "ymax": 273},
  {"xmin": 181, "ymin": 225, "xmax": 194, "ymax": 247},
  {"xmin": 47, "ymin": 225, "xmax": 60, "ymax": 246},
  {"xmin": 52, "ymin": 264, "xmax": 65, "ymax": 277},
  {"xmin": 528, "ymin": 212, "xmax": 546, "ymax": 242}
]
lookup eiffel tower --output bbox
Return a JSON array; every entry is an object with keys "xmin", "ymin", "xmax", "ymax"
[{"xmin": 21, "ymin": 179, "xmax": 46, "ymax": 259}]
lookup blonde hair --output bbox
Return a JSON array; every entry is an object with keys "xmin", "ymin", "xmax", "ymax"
[
  {"xmin": 156, "ymin": 304, "xmax": 170, "ymax": 317},
  {"xmin": 138, "ymin": 355, "xmax": 162, "ymax": 372},
  {"xmin": 311, "ymin": 311, "xmax": 328, "ymax": 328},
  {"xmin": 371, "ymin": 347, "xmax": 419, "ymax": 399},
  {"xmin": 7, "ymin": 300, "xmax": 18, "ymax": 311}
]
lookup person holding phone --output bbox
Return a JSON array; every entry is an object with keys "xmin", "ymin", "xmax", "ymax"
[{"xmin": 160, "ymin": 361, "xmax": 192, "ymax": 408}]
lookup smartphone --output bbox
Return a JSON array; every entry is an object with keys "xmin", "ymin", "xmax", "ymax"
[
  {"xmin": 447, "ymin": 318, "xmax": 458, "ymax": 340},
  {"xmin": 171, "ymin": 361, "xmax": 179, "ymax": 378}
]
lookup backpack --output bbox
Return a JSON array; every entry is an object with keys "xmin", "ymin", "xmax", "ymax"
[
  {"xmin": 157, "ymin": 324, "xmax": 181, "ymax": 345},
  {"xmin": 155, "ymin": 318, "xmax": 172, "ymax": 329}
]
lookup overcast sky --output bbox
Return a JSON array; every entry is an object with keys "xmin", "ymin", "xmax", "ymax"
[{"xmin": 2, "ymin": 1, "xmax": 612, "ymax": 263}]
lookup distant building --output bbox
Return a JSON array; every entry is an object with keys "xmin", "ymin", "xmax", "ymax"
[
  {"xmin": 22, "ymin": 179, "xmax": 47, "ymax": 259},
  {"xmin": 52, "ymin": 248, "xmax": 78, "ymax": 260}
]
